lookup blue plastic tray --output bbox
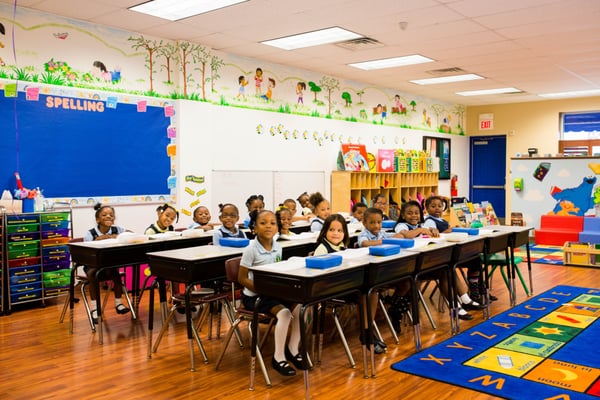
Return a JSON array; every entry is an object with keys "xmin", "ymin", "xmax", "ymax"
[
  {"xmin": 369, "ymin": 244, "xmax": 401, "ymax": 256},
  {"xmin": 382, "ymin": 220, "xmax": 396, "ymax": 229},
  {"xmin": 452, "ymin": 227, "xmax": 479, "ymax": 235},
  {"xmin": 305, "ymin": 254, "xmax": 343, "ymax": 269},
  {"xmin": 219, "ymin": 237, "xmax": 250, "ymax": 247},
  {"xmin": 382, "ymin": 238, "xmax": 414, "ymax": 248}
]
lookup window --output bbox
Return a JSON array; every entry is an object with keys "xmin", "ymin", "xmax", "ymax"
[{"xmin": 561, "ymin": 111, "xmax": 600, "ymax": 140}]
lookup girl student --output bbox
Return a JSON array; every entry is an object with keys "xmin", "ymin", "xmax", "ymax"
[
  {"xmin": 276, "ymin": 206, "xmax": 294, "ymax": 236},
  {"xmin": 395, "ymin": 199, "xmax": 483, "ymax": 321},
  {"xmin": 313, "ymin": 214, "xmax": 350, "ymax": 255},
  {"xmin": 308, "ymin": 192, "xmax": 331, "ymax": 233},
  {"xmin": 212, "ymin": 203, "xmax": 247, "ymax": 245},
  {"xmin": 83, "ymin": 203, "xmax": 131, "ymax": 322},
  {"xmin": 244, "ymin": 194, "xmax": 265, "ymax": 227},
  {"xmin": 238, "ymin": 210, "xmax": 303, "ymax": 377},
  {"xmin": 189, "ymin": 205, "xmax": 214, "ymax": 231},
  {"xmin": 145, "ymin": 203, "xmax": 179, "ymax": 235},
  {"xmin": 282, "ymin": 198, "xmax": 312, "ymax": 222}
]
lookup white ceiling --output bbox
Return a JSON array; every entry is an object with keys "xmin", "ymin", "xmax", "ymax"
[{"xmin": 3, "ymin": 0, "xmax": 600, "ymax": 106}]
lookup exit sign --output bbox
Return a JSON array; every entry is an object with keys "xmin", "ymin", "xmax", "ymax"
[{"xmin": 479, "ymin": 113, "xmax": 494, "ymax": 130}]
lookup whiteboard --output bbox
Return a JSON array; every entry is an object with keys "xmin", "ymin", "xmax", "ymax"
[{"xmin": 211, "ymin": 170, "xmax": 325, "ymax": 215}]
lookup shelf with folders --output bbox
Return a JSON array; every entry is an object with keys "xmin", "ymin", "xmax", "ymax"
[{"xmin": 330, "ymin": 171, "xmax": 438, "ymax": 215}]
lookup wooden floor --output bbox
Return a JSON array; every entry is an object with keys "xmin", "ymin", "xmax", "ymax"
[{"xmin": 1, "ymin": 263, "xmax": 598, "ymax": 400}]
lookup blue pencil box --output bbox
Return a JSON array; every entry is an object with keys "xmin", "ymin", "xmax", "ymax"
[
  {"xmin": 369, "ymin": 244, "xmax": 401, "ymax": 256},
  {"xmin": 382, "ymin": 220, "xmax": 396, "ymax": 229},
  {"xmin": 219, "ymin": 237, "xmax": 250, "ymax": 247},
  {"xmin": 382, "ymin": 238, "xmax": 415, "ymax": 248},
  {"xmin": 305, "ymin": 254, "xmax": 343, "ymax": 269},
  {"xmin": 452, "ymin": 227, "xmax": 479, "ymax": 235}
]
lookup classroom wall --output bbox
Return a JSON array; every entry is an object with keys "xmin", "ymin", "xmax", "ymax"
[{"xmin": 466, "ymin": 96, "xmax": 600, "ymax": 216}]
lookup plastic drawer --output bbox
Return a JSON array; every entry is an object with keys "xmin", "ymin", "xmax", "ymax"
[
  {"xmin": 42, "ymin": 237, "xmax": 70, "ymax": 247},
  {"xmin": 42, "ymin": 228, "xmax": 70, "ymax": 239},
  {"xmin": 44, "ymin": 287, "xmax": 70, "ymax": 297},
  {"xmin": 7, "ymin": 240, "xmax": 39, "ymax": 252},
  {"xmin": 10, "ymin": 281, "xmax": 43, "ymax": 294},
  {"xmin": 11, "ymin": 288, "xmax": 42, "ymax": 304},
  {"xmin": 41, "ymin": 212, "xmax": 70, "ymax": 223},
  {"xmin": 9, "ymin": 264, "xmax": 42, "ymax": 277},
  {"xmin": 43, "ymin": 269, "xmax": 70, "ymax": 280},
  {"xmin": 42, "ymin": 221, "xmax": 70, "ymax": 231},
  {"xmin": 8, "ymin": 231, "xmax": 41, "ymax": 242},
  {"xmin": 11, "ymin": 273, "xmax": 42, "ymax": 285},
  {"xmin": 44, "ymin": 276, "xmax": 70, "ymax": 288},
  {"xmin": 43, "ymin": 260, "xmax": 71, "ymax": 271},
  {"xmin": 9, "ymin": 248, "xmax": 40, "ymax": 259},
  {"xmin": 8, "ymin": 256, "xmax": 41, "ymax": 268},
  {"xmin": 7, "ymin": 214, "xmax": 40, "ymax": 224},
  {"xmin": 7, "ymin": 223, "xmax": 40, "ymax": 234}
]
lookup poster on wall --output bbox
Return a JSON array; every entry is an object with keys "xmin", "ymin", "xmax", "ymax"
[{"xmin": 423, "ymin": 136, "xmax": 451, "ymax": 179}]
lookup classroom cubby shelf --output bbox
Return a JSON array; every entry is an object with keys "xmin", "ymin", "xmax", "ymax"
[
  {"xmin": 331, "ymin": 171, "xmax": 438, "ymax": 217},
  {"xmin": 2, "ymin": 210, "xmax": 72, "ymax": 314}
]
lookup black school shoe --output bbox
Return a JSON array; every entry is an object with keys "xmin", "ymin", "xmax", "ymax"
[
  {"xmin": 271, "ymin": 357, "xmax": 296, "ymax": 376},
  {"xmin": 462, "ymin": 301, "xmax": 485, "ymax": 311},
  {"xmin": 458, "ymin": 311, "xmax": 474, "ymax": 320},
  {"xmin": 115, "ymin": 304, "xmax": 131, "ymax": 314},
  {"xmin": 359, "ymin": 331, "xmax": 386, "ymax": 354},
  {"xmin": 285, "ymin": 347, "xmax": 305, "ymax": 370}
]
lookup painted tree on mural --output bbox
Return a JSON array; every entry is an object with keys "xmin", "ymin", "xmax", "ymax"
[
  {"xmin": 128, "ymin": 35, "xmax": 161, "ymax": 93},
  {"xmin": 453, "ymin": 104, "xmax": 466, "ymax": 134},
  {"xmin": 430, "ymin": 104, "xmax": 445, "ymax": 130},
  {"xmin": 209, "ymin": 55, "xmax": 225, "ymax": 93},
  {"xmin": 175, "ymin": 41, "xmax": 203, "ymax": 97},
  {"xmin": 157, "ymin": 41, "xmax": 178, "ymax": 84},
  {"xmin": 191, "ymin": 45, "xmax": 211, "ymax": 100},
  {"xmin": 341, "ymin": 91, "xmax": 352, "ymax": 107},
  {"xmin": 319, "ymin": 76, "xmax": 340, "ymax": 117},
  {"xmin": 308, "ymin": 81, "xmax": 321, "ymax": 102}
]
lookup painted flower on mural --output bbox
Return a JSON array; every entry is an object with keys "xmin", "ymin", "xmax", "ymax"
[
  {"xmin": 256, "ymin": 124, "xmax": 263, "ymax": 134},
  {"xmin": 81, "ymin": 72, "xmax": 94, "ymax": 82}
]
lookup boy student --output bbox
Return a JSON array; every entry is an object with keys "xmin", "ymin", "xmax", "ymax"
[{"xmin": 372, "ymin": 193, "xmax": 390, "ymax": 220}]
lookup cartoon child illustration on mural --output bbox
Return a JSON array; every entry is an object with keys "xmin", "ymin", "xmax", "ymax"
[
  {"xmin": 92, "ymin": 61, "xmax": 121, "ymax": 83},
  {"xmin": 297, "ymin": 81, "xmax": 306, "ymax": 104},
  {"xmin": 393, "ymin": 94, "xmax": 406, "ymax": 114},
  {"xmin": 254, "ymin": 67, "xmax": 263, "ymax": 96},
  {"xmin": 237, "ymin": 75, "xmax": 248, "ymax": 99},
  {"xmin": 260, "ymin": 77, "xmax": 276, "ymax": 101}
]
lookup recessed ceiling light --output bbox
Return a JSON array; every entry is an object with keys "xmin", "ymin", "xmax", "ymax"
[
  {"xmin": 261, "ymin": 27, "xmax": 363, "ymax": 50},
  {"xmin": 456, "ymin": 87, "xmax": 522, "ymax": 96},
  {"xmin": 129, "ymin": 0, "xmax": 247, "ymax": 21},
  {"xmin": 348, "ymin": 55, "xmax": 434, "ymax": 70},
  {"xmin": 410, "ymin": 74, "xmax": 484, "ymax": 85},
  {"xmin": 538, "ymin": 89, "xmax": 600, "ymax": 98}
]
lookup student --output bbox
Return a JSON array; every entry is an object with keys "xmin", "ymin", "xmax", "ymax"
[
  {"xmin": 282, "ymin": 198, "xmax": 312, "ymax": 222},
  {"xmin": 238, "ymin": 210, "xmax": 303, "ymax": 377},
  {"xmin": 395, "ymin": 200, "xmax": 483, "ymax": 321},
  {"xmin": 422, "ymin": 195, "xmax": 450, "ymax": 233},
  {"xmin": 213, "ymin": 203, "xmax": 247, "ymax": 244},
  {"xmin": 308, "ymin": 192, "xmax": 331, "ymax": 233},
  {"xmin": 372, "ymin": 193, "xmax": 390, "ymax": 220},
  {"xmin": 349, "ymin": 202, "xmax": 367, "ymax": 224},
  {"xmin": 145, "ymin": 203, "xmax": 179, "ymax": 235},
  {"xmin": 276, "ymin": 206, "xmax": 294, "ymax": 236},
  {"xmin": 188, "ymin": 205, "xmax": 214, "ymax": 231},
  {"xmin": 313, "ymin": 214, "xmax": 349, "ymax": 255},
  {"xmin": 358, "ymin": 207, "xmax": 407, "ymax": 340},
  {"xmin": 83, "ymin": 203, "xmax": 130, "ymax": 323},
  {"xmin": 244, "ymin": 194, "xmax": 265, "ymax": 227},
  {"xmin": 296, "ymin": 192, "xmax": 313, "ymax": 216}
]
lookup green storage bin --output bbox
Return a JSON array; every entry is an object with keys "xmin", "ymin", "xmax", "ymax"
[
  {"xmin": 7, "ymin": 240, "xmax": 39, "ymax": 252},
  {"xmin": 44, "ymin": 276, "xmax": 70, "ymax": 288},
  {"xmin": 9, "ymin": 248, "xmax": 40, "ymax": 259},
  {"xmin": 41, "ymin": 212, "xmax": 70, "ymax": 223},
  {"xmin": 7, "ymin": 223, "xmax": 40, "ymax": 234}
]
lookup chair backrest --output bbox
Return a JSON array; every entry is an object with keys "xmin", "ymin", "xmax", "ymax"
[{"xmin": 225, "ymin": 256, "xmax": 242, "ymax": 283}]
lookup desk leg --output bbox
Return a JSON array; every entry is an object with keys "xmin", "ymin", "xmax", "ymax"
[
  {"xmin": 482, "ymin": 254, "xmax": 491, "ymax": 320},
  {"xmin": 506, "ymin": 246, "xmax": 516, "ymax": 307},
  {"xmin": 249, "ymin": 297, "xmax": 261, "ymax": 391},
  {"xmin": 96, "ymin": 269, "xmax": 103, "ymax": 345},
  {"xmin": 363, "ymin": 292, "xmax": 376, "ymax": 378},
  {"xmin": 412, "ymin": 279, "xmax": 422, "ymax": 352},
  {"xmin": 450, "ymin": 265, "xmax": 459, "ymax": 335},
  {"xmin": 526, "ymin": 243, "xmax": 534, "ymax": 296},
  {"xmin": 299, "ymin": 305, "xmax": 311, "ymax": 400},
  {"xmin": 185, "ymin": 285, "xmax": 196, "ymax": 372},
  {"xmin": 147, "ymin": 279, "xmax": 158, "ymax": 359},
  {"xmin": 69, "ymin": 267, "xmax": 76, "ymax": 334}
]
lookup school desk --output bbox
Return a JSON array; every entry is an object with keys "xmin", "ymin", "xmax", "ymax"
[
  {"xmin": 246, "ymin": 254, "xmax": 369, "ymax": 399},
  {"xmin": 144, "ymin": 234, "xmax": 320, "ymax": 371},
  {"xmin": 68, "ymin": 233, "xmax": 213, "ymax": 344}
]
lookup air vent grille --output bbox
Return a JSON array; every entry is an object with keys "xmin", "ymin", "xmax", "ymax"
[
  {"xmin": 426, "ymin": 67, "xmax": 465, "ymax": 76},
  {"xmin": 335, "ymin": 37, "xmax": 383, "ymax": 51}
]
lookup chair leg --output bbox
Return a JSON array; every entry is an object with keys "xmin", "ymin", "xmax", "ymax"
[
  {"xmin": 378, "ymin": 297, "xmax": 399, "ymax": 344},
  {"xmin": 80, "ymin": 282, "xmax": 96, "ymax": 332},
  {"xmin": 214, "ymin": 317, "xmax": 244, "ymax": 370},
  {"xmin": 122, "ymin": 284, "xmax": 138, "ymax": 320},
  {"xmin": 514, "ymin": 264, "xmax": 530, "ymax": 296},
  {"xmin": 152, "ymin": 307, "xmax": 177, "ymax": 353},
  {"xmin": 332, "ymin": 306, "xmax": 356, "ymax": 368},
  {"xmin": 417, "ymin": 288, "xmax": 437, "ymax": 330},
  {"xmin": 248, "ymin": 321, "xmax": 271, "ymax": 388}
]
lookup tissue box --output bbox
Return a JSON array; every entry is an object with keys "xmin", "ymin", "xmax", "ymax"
[
  {"xmin": 219, "ymin": 237, "xmax": 250, "ymax": 247},
  {"xmin": 382, "ymin": 220, "xmax": 396, "ymax": 229},
  {"xmin": 382, "ymin": 238, "xmax": 414, "ymax": 248},
  {"xmin": 305, "ymin": 254, "xmax": 343, "ymax": 269},
  {"xmin": 0, "ymin": 199, "xmax": 22, "ymax": 213},
  {"xmin": 452, "ymin": 227, "xmax": 480, "ymax": 235},
  {"xmin": 369, "ymin": 244, "xmax": 401, "ymax": 256}
]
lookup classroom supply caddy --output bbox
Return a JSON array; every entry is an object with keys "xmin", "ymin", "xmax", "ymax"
[
  {"xmin": 330, "ymin": 171, "xmax": 438, "ymax": 215},
  {"xmin": 2, "ymin": 209, "xmax": 72, "ymax": 314}
]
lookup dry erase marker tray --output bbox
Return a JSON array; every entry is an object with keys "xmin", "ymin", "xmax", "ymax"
[
  {"xmin": 369, "ymin": 244, "xmax": 401, "ymax": 256},
  {"xmin": 305, "ymin": 254, "xmax": 343, "ymax": 269},
  {"xmin": 382, "ymin": 238, "xmax": 414, "ymax": 248},
  {"xmin": 219, "ymin": 237, "xmax": 250, "ymax": 247}
]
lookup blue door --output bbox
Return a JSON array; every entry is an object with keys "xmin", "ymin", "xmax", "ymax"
[{"xmin": 469, "ymin": 135, "xmax": 506, "ymax": 218}]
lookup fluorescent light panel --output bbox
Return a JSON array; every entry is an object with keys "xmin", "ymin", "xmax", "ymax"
[
  {"xmin": 456, "ymin": 87, "xmax": 522, "ymax": 96},
  {"xmin": 539, "ymin": 89, "xmax": 600, "ymax": 98},
  {"xmin": 129, "ymin": 0, "xmax": 247, "ymax": 21},
  {"xmin": 261, "ymin": 27, "xmax": 362, "ymax": 50},
  {"xmin": 348, "ymin": 55, "xmax": 434, "ymax": 70},
  {"xmin": 410, "ymin": 73, "xmax": 484, "ymax": 85}
]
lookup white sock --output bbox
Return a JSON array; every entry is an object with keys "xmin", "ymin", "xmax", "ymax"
[
  {"xmin": 460, "ymin": 293, "xmax": 472, "ymax": 304},
  {"xmin": 458, "ymin": 308, "xmax": 468, "ymax": 316},
  {"xmin": 274, "ymin": 308, "xmax": 292, "ymax": 362},
  {"xmin": 287, "ymin": 305, "xmax": 301, "ymax": 355},
  {"xmin": 115, "ymin": 298, "xmax": 123, "ymax": 307},
  {"xmin": 91, "ymin": 309, "xmax": 98, "ymax": 318}
]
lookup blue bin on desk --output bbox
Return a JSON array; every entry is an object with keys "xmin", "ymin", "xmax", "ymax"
[
  {"xmin": 382, "ymin": 220, "xmax": 396, "ymax": 229},
  {"xmin": 305, "ymin": 254, "xmax": 343, "ymax": 269},
  {"xmin": 452, "ymin": 227, "xmax": 479, "ymax": 235},
  {"xmin": 219, "ymin": 237, "xmax": 250, "ymax": 247},
  {"xmin": 382, "ymin": 238, "xmax": 414, "ymax": 248},
  {"xmin": 369, "ymin": 244, "xmax": 401, "ymax": 256}
]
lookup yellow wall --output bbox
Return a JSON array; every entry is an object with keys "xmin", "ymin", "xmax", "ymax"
[{"xmin": 466, "ymin": 96, "xmax": 600, "ymax": 214}]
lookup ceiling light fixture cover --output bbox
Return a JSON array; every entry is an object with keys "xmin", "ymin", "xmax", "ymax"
[
  {"xmin": 261, "ymin": 27, "xmax": 363, "ymax": 50},
  {"xmin": 129, "ymin": 0, "xmax": 248, "ymax": 21},
  {"xmin": 348, "ymin": 55, "xmax": 434, "ymax": 70}
]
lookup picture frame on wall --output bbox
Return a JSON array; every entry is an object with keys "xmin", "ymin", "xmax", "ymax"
[{"xmin": 423, "ymin": 136, "xmax": 451, "ymax": 179}]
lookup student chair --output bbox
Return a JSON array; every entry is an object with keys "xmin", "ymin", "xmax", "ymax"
[
  {"xmin": 485, "ymin": 253, "xmax": 530, "ymax": 298},
  {"xmin": 59, "ymin": 264, "xmax": 136, "ymax": 333},
  {"xmin": 214, "ymin": 256, "xmax": 276, "ymax": 388},
  {"xmin": 151, "ymin": 280, "xmax": 233, "ymax": 364}
]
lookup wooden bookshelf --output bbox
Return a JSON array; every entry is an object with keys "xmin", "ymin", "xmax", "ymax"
[{"xmin": 330, "ymin": 171, "xmax": 438, "ymax": 215}]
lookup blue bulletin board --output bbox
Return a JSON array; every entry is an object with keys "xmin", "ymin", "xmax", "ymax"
[{"xmin": 0, "ymin": 91, "xmax": 171, "ymax": 198}]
